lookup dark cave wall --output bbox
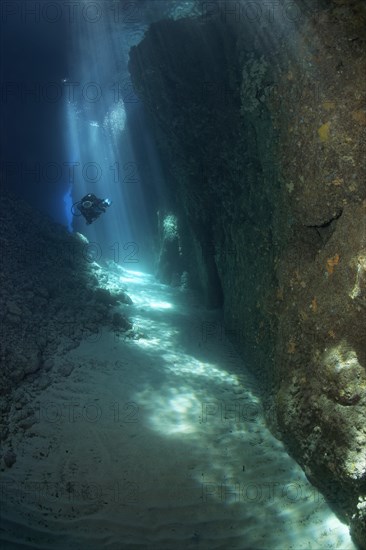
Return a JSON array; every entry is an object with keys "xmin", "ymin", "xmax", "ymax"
[
  {"xmin": 129, "ymin": 17, "xmax": 278, "ymax": 386},
  {"xmin": 267, "ymin": 2, "xmax": 366, "ymax": 545},
  {"xmin": 0, "ymin": 190, "xmax": 132, "ymax": 445},
  {"xmin": 130, "ymin": 18, "xmax": 235, "ymax": 310},
  {"xmin": 129, "ymin": 1, "xmax": 366, "ymax": 546}
]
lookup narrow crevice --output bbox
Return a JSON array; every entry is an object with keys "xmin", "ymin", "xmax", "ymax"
[{"xmin": 305, "ymin": 209, "xmax": 343, "ymax": 245}]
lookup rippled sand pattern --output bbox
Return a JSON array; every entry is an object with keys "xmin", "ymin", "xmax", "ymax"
[{"xmin": 0, "ymin": 269, "xmax": 356, "ymax": 549}]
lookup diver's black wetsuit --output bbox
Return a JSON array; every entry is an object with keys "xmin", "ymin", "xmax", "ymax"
[{"xmin": 77, "ymin": 194, "xmax": 109, "ymax": 224}]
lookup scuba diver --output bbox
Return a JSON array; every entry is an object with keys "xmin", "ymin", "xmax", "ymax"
[{"xmin": 73, "ymin": 194, "xmax": 112, "ymax": 225}]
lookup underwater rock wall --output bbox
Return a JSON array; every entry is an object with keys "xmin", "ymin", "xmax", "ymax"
[
  {"xmin": 266, "ymin": 2, "xmax": 366, "ymax": 545},
  {"xmin": 129, "ymin": 1, "xmax": 366, "ymax": 546},
  {"xmin": 0, "ymin": 190, "xmax": 131, "ymax": 449},
  {"xmin": 130, "ymin": 18, "xmax": 232, "ymax": 310},
  {"xmin": 129, "ymin": 16, "xmax": 276, "ymax": 378}
]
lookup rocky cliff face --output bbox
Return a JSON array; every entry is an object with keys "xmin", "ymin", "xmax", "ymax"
[
  {"xmin": 129, "ymin": 1, "xmax": 366, "ymax": 546},
  {"xmin": 0, "ymin": 190, "xmax": 132, "ymax": 450}
]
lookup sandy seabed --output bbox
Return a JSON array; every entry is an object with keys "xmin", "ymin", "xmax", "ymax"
[{"xmin": 0, "ymin": 270, "xmax": 357, "ymax": 549}]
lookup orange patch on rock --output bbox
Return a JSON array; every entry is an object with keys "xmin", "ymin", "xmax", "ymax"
[
  {"xmin": 326, "ymin": 254, "xmax": 340, "ymax": 275},
  {"xmin": 318, "ymin": 121, "xmax": 331, "ymax": 142}
]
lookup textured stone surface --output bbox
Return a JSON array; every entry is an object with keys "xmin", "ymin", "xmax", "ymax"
[
  {"xmin": 0, "ymin": 190, "xmax": 132, "ymax": 444},
  {"xmin": 3, "ymin": 449, "xmax": 16, "ymax": 468},
  {"xmin": 129, "ymin": 1, "xmax": 366, "ymax": 546}
]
